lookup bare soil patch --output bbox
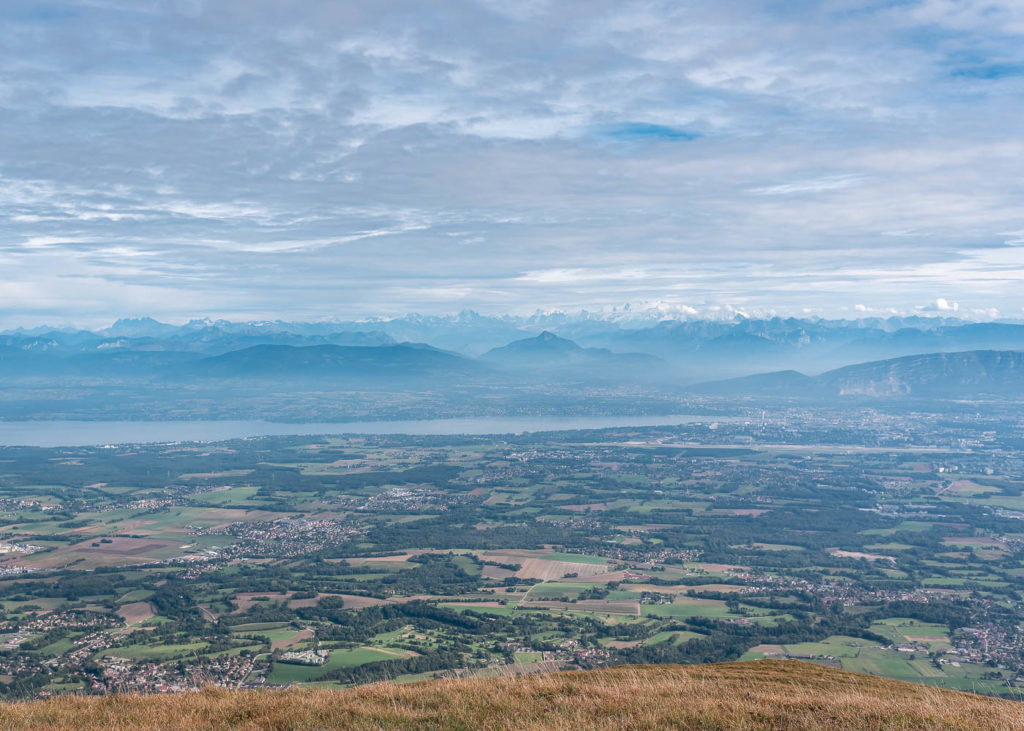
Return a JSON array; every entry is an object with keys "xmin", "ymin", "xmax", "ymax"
[
  {"xmin": 72, "ymin": 537, "xmax": 179, "ymax": 556},
  {"xmin": 116, "ymin": 602, "xmax": 155, "ymax": 626},
  {"xmin": 345, "ymin": 551, "xmax": 429, "ymax": 566},
  {"xmin": 481, "ymin": 564, "xmax": 517, "ymax": 579},
  {"xmin": 116, "ymin": 520, "xmax": 158, "ymax": 533},
  {"xmin": 335, "ymin": 594, "xmax": 392, "ymax": 610},
  {"xmin": 561, "ymin": 570, "xmax": 633, "ymax": 584},
  {"xmin": 479, "ymin": 549, "xmax": 550, "ymax": 561},
  {"xmin": 231, "ymin": 591, "xmax": 292, "ymax": 614},
  {"xmin": 177, "ymin": 470, "xmax": 254, "ymax": 480},
  {"xmin": 521, "ymin": 599, "xmax": 639, "ymax": 616},
  {"xmin": 946, "ymin": 480, "xmax": 989, "ymax": 494},
  {"xmin": 749, "ymin": 644, "xmax": 786, "ymax": 656},
  {"xmin": 605, "ymin": 640, "xmax": 642, "ymax": 649},
  {"xmin": 515, "ymin": 558, "xmax": 609, "ymax": 581},
  {"xmin": 828, "ymin": 549, "xmax": 896, "ymax": 563},
  {"xmin": 362, "ymin": 646, "xmax": 414, "ymax": 658},
  {"xmin": 698, "ymin": 563, "xmax": 749, "ymax": 573},
  {"xmin": 287, "ymin": 593, "xmax": 343, "ymax": 609},
  {"xmin": 943, "ymin": 537, "xmax": 1002, "ymax": 546}
]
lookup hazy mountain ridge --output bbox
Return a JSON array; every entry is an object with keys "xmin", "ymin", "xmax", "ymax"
[
  {"xmin": 822, "ymin": 349, "xmax": 1024, "ymax": 398},
  {"xmin": 179, "ymin": 343, "xmax": 485, "ymax": 382},
  {"xmin": 693, "ymin": 349, "xmax": 1024, "ymax": 399},
  {"xmin": 4, "ymin": 316, "xmax": 1024, "ymax": 397},
  {"xmin": 482, "ymin": 331, "xmax": 664, "ymax": 381},
  {"xmin": 7, "ymin": 314, "xmax": 1024, "ymax": 372},
  {"xmin": 0, "ymin": 328, "xmax": 396, "ymax": 357}
]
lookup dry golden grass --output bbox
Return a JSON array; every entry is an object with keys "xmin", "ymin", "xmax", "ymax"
[{"xmin": 1, "ymin": 660, "xmax": 1021, "ymax": 730}]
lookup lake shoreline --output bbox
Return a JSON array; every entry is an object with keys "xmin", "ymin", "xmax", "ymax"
[{"xmin": 0, "ymin": 414, "xmax": 736, "ymax": 447}]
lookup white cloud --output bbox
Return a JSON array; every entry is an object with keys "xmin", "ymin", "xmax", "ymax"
[
  {"xmin": 750, "ymin": 175, "xmax": 865, "ymax": 196},
  {"xmin": 0, "ymin": 0, "xmax": 1022, "ymax": 322},
  {"xmin": 915, "ymin": 298, "xmax": 961, "ymax": 313}
]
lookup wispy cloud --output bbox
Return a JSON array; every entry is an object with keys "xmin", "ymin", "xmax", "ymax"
[
  {"xmin": 0, "ymin": 0, "xmax": 1021, "ymax": 325},
  {"xmin": 749, "ymin": 175, "xmax": 866, "ymax": 196}
]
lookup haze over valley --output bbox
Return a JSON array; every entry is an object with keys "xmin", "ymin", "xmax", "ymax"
[{"xmin": 4, "ymin": 313, "xmax": 1024, "ymax": 422}]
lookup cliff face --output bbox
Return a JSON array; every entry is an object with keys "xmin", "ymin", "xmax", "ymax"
[{"xmin": 2, "ymin": 660, "xmax": 1022, "ymax": 730}]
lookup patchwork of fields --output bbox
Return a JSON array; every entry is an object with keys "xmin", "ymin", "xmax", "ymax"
[{"xmin": 0, "ymin": 421, "xmax": 1019, "ymax": 698}]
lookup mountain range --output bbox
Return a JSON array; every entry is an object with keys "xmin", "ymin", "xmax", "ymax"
[
  {"xmin": 10, "ymin": 314, "xmax": 1024, "ymax": 376},
  {"xmin": 3, "ymin": 315, "xmax": 1024, "ymax": 402}
]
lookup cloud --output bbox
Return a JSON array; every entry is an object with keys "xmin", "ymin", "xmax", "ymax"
[
  {"xmin": 917, "ymin": 298, "xmax": 960, "ymax": 312},
  {"xmin": 750, "ymin": 175, "xmax": 865, "ymax": 196},
  {"xmin": 0, "ymin": 0, "xmax": 1022, "ymax": 324}
]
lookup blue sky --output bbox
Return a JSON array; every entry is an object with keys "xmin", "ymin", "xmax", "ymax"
[{"xmin": 1, "ymin": 0, "xmax": 1023, "ymax": 325}]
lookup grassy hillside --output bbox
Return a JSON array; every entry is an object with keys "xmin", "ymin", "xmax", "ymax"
[{"xmin": 0, "ymin": 660, "xmax": 1021, "ymax": 730}]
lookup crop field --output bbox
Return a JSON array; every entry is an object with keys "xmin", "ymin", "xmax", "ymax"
[
  {"xmin": 521, "ymin": 600, "xmax": 640, "ymax": 616},
  {"xmin": 515, "ymin": 558, "xmax": 611, "ymax": 580},
  {"xmin": 115, "ymin": 602, "xmax": 155, "ymax": 626},
  {"xmin": 0, "ymin": 423, "xmax": 1019, "ymax": 699},
  {"xmin": 642, "ymin": 598, "xmax": 735, "ymax": 619}
]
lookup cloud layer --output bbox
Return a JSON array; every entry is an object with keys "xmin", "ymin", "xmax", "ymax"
[{"xmin": 1, "ymin": 0, "xmax": 1023, "ymax": 325}]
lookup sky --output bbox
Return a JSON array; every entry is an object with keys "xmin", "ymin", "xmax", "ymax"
[{"xmin": 2, "ymin": 0, "xmax": 1024, "ymax": 326}]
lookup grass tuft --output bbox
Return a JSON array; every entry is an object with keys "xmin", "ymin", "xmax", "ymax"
[{"xmin": 0, "ymin": 660, "xmax": 1021, "ymax": 729}]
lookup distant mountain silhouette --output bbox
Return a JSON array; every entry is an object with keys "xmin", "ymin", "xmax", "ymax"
[
  {"xmin": 691, "ymin": 350, "xmax": 1024, "ymax": 399},
  {"xmin": 482, "ymin": 332, "xmax": 663, "ymax": 380},
  {"xmin": 483, "ymin": 331, "xmax": 585, "ymax": 363},
  {"xmin": 592, "ymin": 318, "xmax": 1024, "ymax": 380},
  {"xmin": 689, "ymin": 369, "xmax": 814, "ymax": 396},
  {"xmin": 7, "ymin": 316, "xmax": 1024, "ymax": 393},
  {"xmin": 101, "ymin": 317, "xmax": 181, "ymax": 339},
  {"xmin": 180, "ymin": 343, "xmax": 483, "ymax": 382}
]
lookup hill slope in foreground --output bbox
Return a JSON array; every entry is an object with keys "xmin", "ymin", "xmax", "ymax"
[{"xmin": 1, "ymin": 661, "xmax": 1022, "ymax": 730}]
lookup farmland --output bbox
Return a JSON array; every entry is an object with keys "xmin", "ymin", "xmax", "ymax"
[{"xmin": 0, "ymin": 409, "xmax": 1020, "ymax": 698}]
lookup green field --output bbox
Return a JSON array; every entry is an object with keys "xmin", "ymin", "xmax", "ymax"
[
  {"xmin": 641, "ymin": 598, "xmax": 735, "ymax": 619},
  {"xmin": 103, "ymin": 642, "xmax": 209, "ymax": 661},
  {"xmin": 542, "ymin": 552, "xmax": 609, "ymax": 565},
  {"xmin": 0, "ymin": 429, "xmax": 1020, "ymax": 701},
  {"xmin": 266, "ymin": 648, "xmax": 400, "ymax": 684}
]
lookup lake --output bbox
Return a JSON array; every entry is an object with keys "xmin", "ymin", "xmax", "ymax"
[{"xmin": 0, "ymin": 415, "xmax": 729, "ymax": 447}]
